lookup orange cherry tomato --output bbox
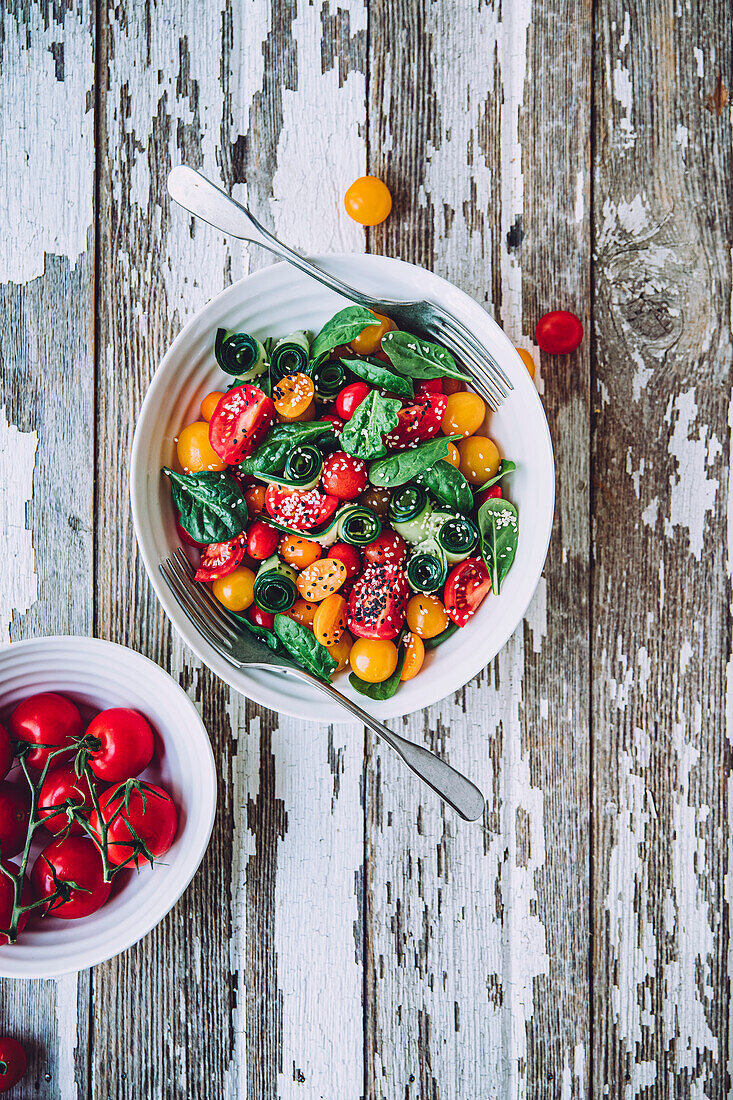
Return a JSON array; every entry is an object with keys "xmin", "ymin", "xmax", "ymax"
[
  {"xmin": 400, "ymin": 632, "xmax": 425, "ymax": 681},
  {"xmin": 457, "ymin": 435, "xmax": 501, "ymax": 485},
  {"xmin": 211, "ymin": 567, "xmax": 255, "ymax": 612},
  {"xmin": 176, "ymin": 421, "xmax": 227, "ymax": 473},
  {"xmin": 443, "ymin": 442, "xmax": 461, "ymax": 468},
  {"xmin": 313, "ymin": 594, "xmax": 348, "ymax": 647},
  {"xmin": 343, "ymin": 177, "xmax": 392, "ymax": 226},
  {"xmin": 273, "ymin": 373, "xmax": 315, "ymax": 420},
  {"xmin": 406, "ymin": 594, "xmax": 449, "ymax": 639},
  {"xmin": 200, "ymin": 391, "xmax": 225, "ymax": 421},
  {"xmin": 279, "ymin": 535, "xmax": 322, "ymax": 569},
  {"xmin": 515, "ymin": 347, "xmax": 536, "ymax": 379},
  {"xmin": 283, "ymin": 401, "xmax": 316, "ymax": 423},
  {"xmin": 349, "ymin": 638, "xmax": 399, "ymax": 682},
  {"xmin": 283, "ymin": 599, "xmax": 318, "ymax": 628},
  {"xmin": 349, "ymin": 311, "xmax": 395, "ymax": 356},
  {"xmin": 329, "ymin": 632, "xmax": 353, "ymax": 672},
  {"xmin": 441, "ymin": 391, "xmax": 486, "ymax": 438},
  {"xmin": 296, "ymin": 558, "xmax": 347, "ymax": 602},
  {"xmin": 244, "ymin": 485, "xmax": 266, "ymax": 514}
]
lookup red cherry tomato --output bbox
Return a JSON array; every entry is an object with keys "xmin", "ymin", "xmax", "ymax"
[
  {"xmin": 335, "ymin": 382, "xmax": 371, "ymax": 420},
  {"xmin": 194, "ymin": 535, "xmax": 247, "ymax": 582},
  {"xmin": 0, "ymin": 1036, "xmax": 27, "ymax": 1092},
  {"xmin": 443, "ymin": 558, "xmax": 491, "ymax": 627},
  {"xmin": 249, "ymin": 605, "xmax": 275, "ymax": 629},
  {"xmin": 475, "ymin": 484, "xmax": 503, "ymax": 508},
  {"xmin": 320, "ymin": 452, "xmax": 368, "ymax": 500},
  {"xmin": 320, "ymin": 412, "xmax": 345, "ymax": 433},
  {"xmin": 414, "ymin": 378, "xmax": 444, "ymax": 396},
  {"xmin": 9, "ymin": 693, "xmax": 82, "ymax": 773},
  {"xmin": 208, "ymin": 384, "xmax": 275, "ymax": 463},
  {"xmin": 245, "ymin": 518, "xmax": 280, "ymax": 561},
  {"xmin": 384, "ymin": 392, "xmax": 448, "ymax": 449},
  {"xmin": 38, "ymin": 765, "xmax": 96, "ymax": 835},
  {"xmin": 0, "ymin": 785, "xmax": 30, "ymax": 858},
  {"xmin": 265, "ymin": 485, "xmax": 340, "ymax": 532},
  {"xmin": 90, "ymin": 783, "xmax": 178, "ymax": 867},
  {"xmin": 362, "ymin": 530, "xmax": 407, "ymax": 567},
  {"xmin": 84, "ymin": 708, "xmax": 154, "ymax": 782},
  {"xmin": 0, "ymin": 725, "xmax": 12, "ymax": 783},
  {"xmin": 175, "ymin": 515, "xmax": 205, "ymax": 548},
  {"xmin": 31, "ymin": 836, "xmax": 111, "ymax": 919},
  {"xmin": 327, "ymin": 542, "xmax": 362, "ymax": 581},
  {"xmin": 535, "ymin": 310, "xmax": 583, "ymax": 354},
  {"xmin": 0, "ymin": 863, "xmax": 31, "ymax": 947}
]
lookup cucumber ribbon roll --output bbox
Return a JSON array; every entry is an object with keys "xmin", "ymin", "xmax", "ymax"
[
  {"xmin": 309, "ymin": 356, "xmax": 347, "ymax": 401},
  {"xmin": 215, "ymin": 328, "xmax": 267, "ymax": 380},
  {"xmin": 338, "ymin": 506, "xmax": 382, "ymax": 546},
  {"xmin": 436, "ymin": 515, "xmax": 479, "ymax": 564},
  {"xmin": 270, "ymin": 331, "xmax": 311, "ymax": 384},
  {"xmin": 253, "ymin": 556, "xmax": 298, "ymax": 613}
]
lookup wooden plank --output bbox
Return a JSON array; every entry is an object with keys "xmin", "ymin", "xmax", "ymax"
[
  {"xmin": 0, "ymin": 1, "xmax": 95, "ymax": 1096},
  {"xmin": 592, "ymin": 0, "xmax": 732, "ymax": 1094},
  {"xmin": 367, "ymin": 1, "xmax": 591, "ymax": 1097}
]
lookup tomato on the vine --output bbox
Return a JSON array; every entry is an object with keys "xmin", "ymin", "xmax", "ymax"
[
  {"xmin": 9, "ymin": 693, "xmax": 82, "ymax": 773},
  {"xmin": 443, "ymin": 558, "xmax": 491, "ymax": 627},
  {"xmin": 327, "ymin": 542, "xmax": 361, "ymax": 581},
  {"xmin": 31, "ymin": 836, "xmax": 111, "ymax": 919},
  {"xmin": 535, "ymin": 310, "xmax": 583, "ymax": 354},
  {"xmin": 321, "ymin": 451, "xmax": 367, "ymax": 500},
  {"xmin": 85, "ymin": 708, "xmax": 154, "ymax": 783},
  {"xmin": 335, "ymin": 382, "xmax": 371, "ymax": 421},
  {"xmin": 208, "ymin": 384, "xmax": 275, "ymax": 464},
  {"xmin": 194, "ymin": 535, "xmax": 247, "ymax": 582},
  {"xmin": 0, "ymin": 785, "xmax": 30, "ymax": 858},
  {"xmin": 245, "ymin": 519, "xmax": 280, "ymax": 561},
  {"xmin": 38, "ymin": 766, "xmax": 96, "ymax": 835},
  {"xmin": 0, "ymin": 726, "xmax": 11, "ymax": 783},
  {"xmin": 0, "ymin": 864, "xmax": 30, "ymax": 947},
  {"xmin": 90, "ymin": 783, "xmax": 178, "ymax": 868},
  {"xmin": 362, "ymin": 530, "xmax": 407, "ymax": 567},
  {"xmin": 0, "ymin": 1036, "xmax": 27, "ymax": 1092}
]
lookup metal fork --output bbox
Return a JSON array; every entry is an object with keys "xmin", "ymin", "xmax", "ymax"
[
  {"xmin": 159, "ymin": 550, "xmax": 485, "ymax": 822},
  {"xmin": 167, "ymin": 165, "xmax": 513, "ymax": 410}
]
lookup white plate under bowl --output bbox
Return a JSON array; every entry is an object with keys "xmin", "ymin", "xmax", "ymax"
[
  {"xmin": 130, "ymin": 255, "xmax": 554, "ymax": 722},
  {"xmin": 0, "ymin": 637, "xmax": 216, "ymax": 978}
]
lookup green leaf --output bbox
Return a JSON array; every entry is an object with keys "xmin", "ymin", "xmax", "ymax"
[
  {"xmin": 311, "ymin": 306, "xmax": 379, "ymax": 360},
  {"xmin": 368, "ymin": 435, "xmax": 460, "ymax": 488},
  {"xmin": 232, "ymin": 613, "xmax": 291, "ymax": 657},
  {"xmin": 164, "ymin": 469, "xmax": 248, "ymax": 544},
  {"xmin": 381, "ymin": 331, "xmax": 471, "ymax": 382},
  {"xmin": 341, "ymin": 357, "xmax": 414, "ymax": 399},
  {"xmin": 339, "ymin": 391, "xmax": 401, "ymax": 461},
  {"xmin": 474, "ymin": 460, "xmax": 517, "ymax": 494},
  {"xmin": 349, "ymin": 644, "xmax": 406, "ymax": 700},
  {"xmin": 273, "ymin": 615, "xmax": 338, "ymax": 682},
  {"xmin": 423, "ymin": 622, "xmax": 459, "ymax": 649},
  {"xmin": 239, "ymin": 421, "xmax": 335, "ymax": 476},
  {"xmin": 419, "ymin": 461, "xmax": 474, "ymax": 512},
  {"xmin": 477, "ymin": 497, "xmax": 519, "ymax": 594}
]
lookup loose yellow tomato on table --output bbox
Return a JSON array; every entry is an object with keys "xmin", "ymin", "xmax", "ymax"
[
  {"xmin": 343, "ymin": 176, "xmax": 392, "ymax": 226},
  {"xmin": 176, "ymin": 421, "xmax": 227, "ymax": 473},
  {"xmin": 457, "ymin": 435, "xmax": 501, "ymax": 485},
  {"xmin": 211, "ymin": 567, "xmax": 255, "ymax": 612},
  {"xmin": 406, "ymin": 594, "xmax": 449, "ymax": 639},
  {"xmin": 349, "ymin": 638, "xmax": 399, "ymax": 683}
]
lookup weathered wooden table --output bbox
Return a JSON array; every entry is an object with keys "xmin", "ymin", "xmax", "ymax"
[{"xmin": 1, "ymin": 1, "xmax": 731, "ymax": 1096}]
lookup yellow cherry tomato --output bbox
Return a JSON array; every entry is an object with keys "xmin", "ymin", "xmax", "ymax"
[
  {"xmin": 244, "ymin": 485, "xmax": 266, "ymax": 514},
  {"xmin": 400, "ymin": 632, "xmax": 425, "ymax": 681},
  {"xmin": 273, "ymin": 373, "xmax": 315, "ymax": 420},
  {"xmin": 200, "ymin": 391, "xmax": 225, "ymax": 421},
  {"xmin": 406, "ymin": 594, "xmax": 449, "ymax": 639},
  {"xmin": 313, "ymin": 594, "xmax": 348, "ymax": 647},
  {"xmin": 349, "ymin": 311, "xmax": 395, "ymax": 356},
  {"xmin": 350, "ymin": 638, "xmax": 399, "ymax": 683},
  {"xmin": 279, "ymin": 535, "xmax": 322, "ymax": 569},
  {"xmin": 442, "ymin": 442, "xmax": 461, "ymax": 468},
  {"xmin": 344, "ymin": 176, "xmax": 392, "ymax": 226},
  {"xmin": 329, "ymin": 632, "xmax": 353, "ymax": 672},
  {"xmin": 457, "ymin": 435, "xmax": 501, "ymax": 485},
  {"xmin": 283, "ymin": 599, "xmax": 318, "ymax": 628},
  {"xmin": 211, "ymin": 567, "xmax": 255, "ymax": 612},
  {"xmin": 176, "ymin": 421, "xmax": 227, "ymax": 473},
  {"xmin": 296, "ymin": 558, "xmax": 347, "ymax": 601},
  {"xmin": 516, "ymin": 347, "xmax": 536, "ymax": 380},
  {"xmin": 285, "ymin": 400, "xmax": 316, "ymax": 423},
  {"xmin": 441, "ymin": 391, "xmax": 486, "ymax": 438}
]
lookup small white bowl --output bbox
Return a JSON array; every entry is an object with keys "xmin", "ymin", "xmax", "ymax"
[
  {"xmin": 131, "ymin": 255, "xmax": 554, "ymax": 722},
  {"xmin": 0, "ymin": 637, "xmax": 216, "ymax": 978}
]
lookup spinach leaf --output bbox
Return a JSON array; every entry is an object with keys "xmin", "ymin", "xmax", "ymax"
[
  {"xmin": 164, "ymin": 469, "xmax": 248, "ymax": 544},
  {"xmin": 474, "ymin": 460, "xmax": 517, "ymax": 493},
  {"xmin": 339, "ymin": 391, "xmax": 401, "ymax": 461},
  {"xmin": 423, "ymin": 622, "xmax": 459, "ymax": 649},
  {"xmin": 477, "ymin": 497, "xmax": 519, "ymax": 594},
  {"xmin": 349, "ymin": 644, "xmax": 406, "ymax": 700},
  {"xmin": 311, "ymin": 306, "xmax": 379, "ymax": 360},
  {"xmin": 239, "ymin": 421, "xmax": 335, "ymax": 476},
  {"xmin": 368, "ymin": 435, "xmax": 459, "ymax": 488},
  {"xmin": 273, "ymin": 614, "xmax": 338, "ymax": 682},
  {"xmin": 232, "ymin": 613, "xmax": 290, "ymax": 658},
  {"xmin": 341, "ymin": 357, "xmax": 414, "ymax": 399},
  {"xmin": 419, "ymin": 461, "xmax": 474, "ymax": 513},
  {"xmin": 381, "ymin": 331, "xmax": 471, "ymax": 382}
]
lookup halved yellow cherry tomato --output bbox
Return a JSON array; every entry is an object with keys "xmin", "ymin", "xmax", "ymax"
[
  {"xmin": 457, "ymin": 435, "xmax": 501, "ymax": 485},
  {"xmin": 200, "ymin": 391, "xmax": 225, "ymax": 421},
  {"xmin": 329, "ymin": 632, "xmax": 353, "ymax": 671},
  {"xmin": 177, "ymin": 421, "xmax": 227, "ymax": 473},
  {"xmin": 442, "ymin": 442, "xmax": 461, "ymax": 468},
  {"xmin": 344, "ymin": 176, "xmax": 392, "ymax": 226},
  {"xmin": 273, "ymin": 373, "xmax": 315, "ymax": 420},
  {"xmin": 313, "ymin": 594, "xmax": 348, "ymax": 647},
  {"xmin": 441, "ymin": 391, "xmax": 486, "ymax": 438},
  {"xmin": 211, "ymin": 567, "xmax": 255, "ymax": 612},
  {"xmin": 349, "ymin": 311, "xmax": 395, "ymax": 356},
  {"xmin": 516, "ymin": 347, "xmax": 536, "ymax": 380},
  {"xmin": 400, "ymin": 632, "xmax": 425, "ymax": 681},
  {"xmin": 406, "ymin": 594, "xmax": 449, "ymax": 639},
  {"xmin": 279, "ymin": 535, "xmax": 322, "ymax": 569},
  {"xmin": 296, "ymin": 558, "xmax": 347, "ymax": 602},
  {"xmin": 283, "ymin": 599, "xmax": 318, "ymax": 628},
  {"xmin": 349, "ymin": 638, "xmax": 399, "ymax": 682},
  {"xmin": 283, "ymin": 401, "xmax": 315, "ymax": 423},
  {"xmin": 244, "ymin": 485, "xmax": 266, "ymax": 514}
]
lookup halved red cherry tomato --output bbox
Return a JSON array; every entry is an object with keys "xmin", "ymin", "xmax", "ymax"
[
  {"xmin": 90, "ymin": 782, "xmax": 178, "ymax": 867},
  {"xmin": 335, "ymin": 382, "xmax": 371, "ymax": 420},
  {"xmin": 245, "ymin": 519, "xmax": 280, "ymax": 561},
  {"xmin": 327, "ymin": 542, "xmax": 361, "ymax": 581},
  {"xmin": 265, "ymin": 485, "xmax": 339, "ymax": 532},
  {"xmin": 0, "ymin": 785, "xmax": 30, "ymax": 858},
  {"xmin": 475, "ymin": 484, "xmax": 503, "ymax": 508},
  {"xmin": 208, "ymin": 384, "xmax": 275, "ymax": 463},
  {"xmin": 415, "ymin": 378, "xmax": 444, "ymax": 396},
  {"xmin": 0, "ymin": 1036, "xmax": 27, "ymax": 1091},
  {"xmin": 0, "ymin": 725, "xmax": 12, "ymax": 783},
  {"xmin": 321, "ymin": 452, "xmax": 368, "ymax": 500},
  {"xmin": 195, "ymin": 535, "xmax": 246, "ymax": 582},
  {"xmin": 362, "ymin": 530, "xmax": 407, "ymax": 567},
  {"xmin": 0, "ymin": 865, "xmax": 31, "ymax": 947},
  {"xmin": 10, "ymin": 693, "xmax": 82, "ymax": 773},
  {"xmin": 320, "ymin": 411, "xmax": 345, "ymax": 433},
  {"xmin": 347, "ymin": 563, "xmax": 408, "ymax": 640},
  {"xmin": 85, "ymin": 708, "xmax": 154, "ymax": 782},
  {"xmin": 249, "ymin": 605, "xmax": 275, "ymax": 629},
  {"xmin": 31, "ymin": 836, "xmax": 112, "ymax": 919},
  {"xmin": 38, "ymin": 766, "xmax": 96, "ymax": 835},
  {"xmin": 535, "ymin": 310, "xmax": 583, "ymax": 354},
  {"xmin": 384, "ymin": 391, "xmax": 448, "ymax": 449},
  {"xmin": 443, "ymin": 558, "xmax": 491, "ymax": 627}
]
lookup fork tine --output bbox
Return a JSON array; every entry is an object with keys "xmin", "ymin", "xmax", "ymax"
[
  {"xmin": 160, "ymin": 558, "xmax": 235, "ymax": 651},
  {"xmin": 428, "ymin": 322, "xmax": 506, "ymax": 407},
  {"xmin": 439, "ymin": 322, "xmax": 510, "ymax": 396},
  {"xmin": 439, "ymin": 315, "xmax": 514, "ymax": 392},
  {"xmin": 170, "ymin": 550, "xmax": 242, "ymax": 638}
]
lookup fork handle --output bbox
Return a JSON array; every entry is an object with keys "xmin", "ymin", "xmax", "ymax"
[
  {"xmin": 168, "ymin": 166, "xmax": 385, "ymax": 312},
  {"xmin": 289, "ymin": 669, "xmax": 485, "ymax": 822}
]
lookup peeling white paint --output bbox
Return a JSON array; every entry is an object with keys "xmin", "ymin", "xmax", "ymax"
[
  {"xmin": 0, "ymin": 407, "xmax": 38, "ymax": 641},
  {"xmin": 631, "ymin": 348, "xmax": 654, "ymax": 401},
  {"xmin": 574, "ymin": 170, "xmax": 584, "ymax": 223},
  {"xmin": 693, "ymin": 47, "xmax": 704, "ymax": 78},
  {"xmin": 675, "ymin": 124, "xmax": 689, "ymax": 150},
  {"xmin": 664, "ymin": 389, "xmax": 719, "ymax": 559},
  {"xmin": 55, "ymin": 975, "xmax": 79, "ymax": 1098}
]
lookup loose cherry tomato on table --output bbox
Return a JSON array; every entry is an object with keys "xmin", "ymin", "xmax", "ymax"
[
  {"xmin": 31, "ymin": 836, "xmax": 111, "ymax": 919},
  {"xmin": 84, "ymin": 708, "xmax": 155, "ymax": 782},
  {"xmin": 265, "ymin": 486, "xmax": 340, "ymax": 532},
  {"xmin": 10, "ymin": 693, "xmax": 82, "ymax": 773},
  {"xmin": 249, "ymin": 605, "xmax": 275, "ymax": 629},
  {"xmin": 0, "ymin": 864, "xmax": 31, "ymax": 947},
  {"xmin": 175, "ymin": 515, "xmax": 205, "ymax": 548},
  {"xmin": 362, "ymin": 530, "xmax": 407, "ymax": 567},
  {"xmin": 194, "ymin": 535, "xmax": 247, "ymax": 582},
  {"xmin": 406, "ymin": 594, "xmax": 449, "ymax": 639},
  {"xmin": 90, "ymin": 782, "xmax": 178, "ymax": 868},
  {"xmin": 245, "ymin": 519, "xmax": 280, "ymax": 561},
  {"xmin": 335, "ymin": 382, "xmax": 371, "ymax": 421},
  {"xmin": 321, "ymin": 452, "xmax": 368, "ymax": 500},
  {"xmin": 535, "ymin": 310, "xmax": 583, "ymax": 354},
  {"xmin": 38, "ymin": 766, "xmax": 96, "ymax": 835},
  {"xmin": 349, "ymin": 312, "xmax": 395, "ymax": 356},
  {"xmin": 384, "ymin": 392, "xmax": 448, "ymax": 449},
  {"xmin": 212, "ymin": 567, "xmax": 255, "ymax": 612},
  {"xmin": 208, "ymin": 384, "xmax": 275, "ymax": 464},
  {"xmin": 327, "ymin": 542, "xmax": 361, "ymax": 581},
  {"xmin": 0, "ymin": 785, "xmax": 30, "ymax": 858},
  {"xmin": 350, "ymin": 638, "xmax": 399, "ymax": 682},
  {"xmin": 444, "ymin": 558, "xmax": 491, "ymax": 627},
  {"xmin": 441, "ymin": 391, "xmax": 486, "ymax": 438},
  {"xmin": 343, "ymin": 176, "xmax": 392, "ymax": 226},
  {"xmin": 0, "ymin": 1036, "xmax": 27, "ymax": 1092},
  {"xmin": 273, "ymin": 373, "xmax": 315, "ymax": 420},
  {"xmin": 279, "ymin": 535, "xmax": 322, "ymax": 569},
  {"xmin": 0, "ymin": 725, "xmax": 12, "ymax": 783},
  {"xmin": 176, "ymin": 421, "xmax": 228, "ymax": 474},
  {"xmin": 200, "ymin": 390, "xmax": 225, "ymax": 421},
  {"xmin": 457, "ymin": 435, "xmax": 501, "ymax": 485},
  {"xmin": 400, "ymin": 632, "xmax": 425, "ymax": 681}
]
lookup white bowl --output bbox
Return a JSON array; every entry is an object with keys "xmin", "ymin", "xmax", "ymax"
[
  {"xmin": 131, "ymin": 255, "xmax": 554, "ymax": 722},
  {"xmin": 0, "ymin": 637, "xmax": 216, "ymax": 978}
]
